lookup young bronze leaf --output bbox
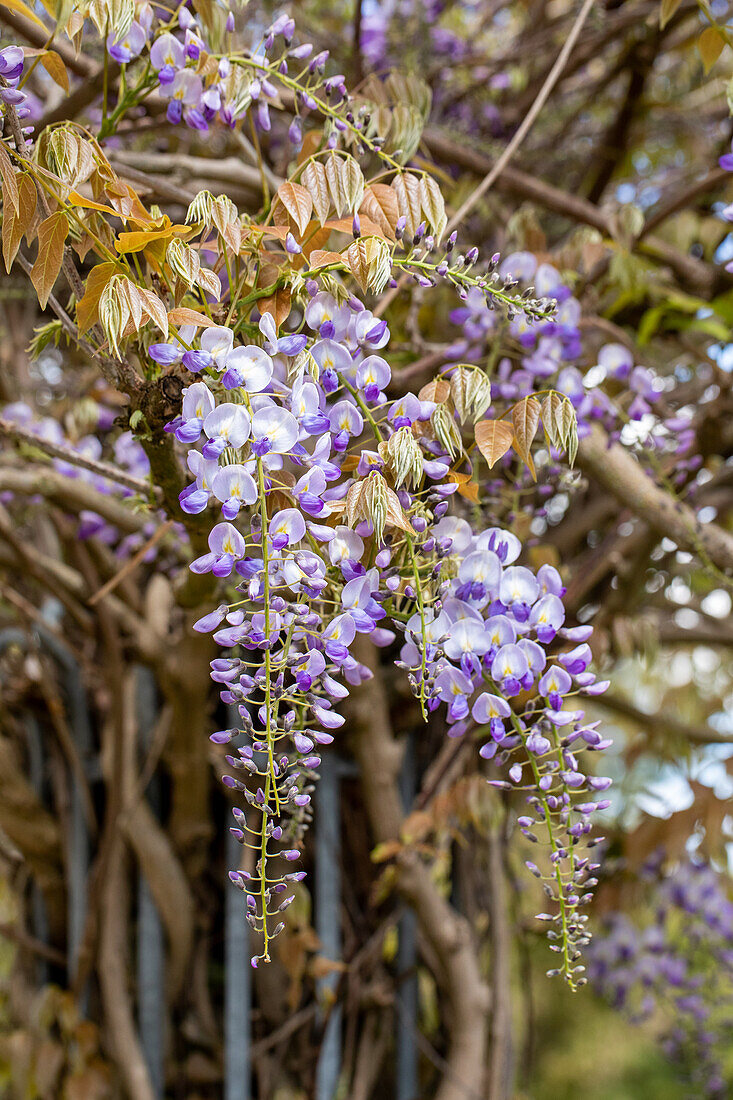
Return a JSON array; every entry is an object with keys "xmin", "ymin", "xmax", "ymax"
[
  {"xmin": 324, "ymin": 215, "xmax": 388, "ymax": 238},
  {"xmin": 68, "ymin": 190, "xmax": 119, "ymax": 215},
  {"xmin": 346, "ymin": 239, "xmax": 370, "ymax": 293},
  {"xmin": 385, "ymin": 485, "xmax": 413, "ymax": 534},
  {"xmin": 302, "ymin": 161, "xmax": 330, "ymax": 224},
  {"xmin": 559, "ymin": 398, "xmax": 578, "ymax": 466},
  {"xmin": 258, "ymin": 286, "xmax": 291, "ymax": 329},
  {"xmin": 41, "ymin": 50, "xmax": 70, "ymax": 93},
  {"xmin": 115, "ymin": 227, "xmax": 176, "ymax": 255},
  {"xmin": 167, "ymin": 306, "xmax": 217, "ymax": 328},
  {"xmin": 447, "ymin": 468, "xmax": 480, "ymax": 503},
  {"xmin": 450, "ymin": 365, "xmax": 472, "ymax": 423},
  {"xmin": 418, "ymin": 174, "xmax": 447, "ymax": 242},
  {"xmin": 541, "ymin": 391, "xmax": 563, "ymax": 448},
  {"xmin": 30, "ymin": 212, "xmax": 68, "ymax": 309},
  {"xmin": 392, "ymin": 172, "xmax": 422, "ymax": 236},
  {"xmin": 76, "ymin": 261, "xmax": 121, "ymax": 334},
  {"xmin": 512, "ymin": 396, "xmax": 541, "ymax": 479},
  {"xmin": 475, "ymin": 419, "xmax": 514, "ymax": 469},
  {"xmin": 360, "ymin": 184, "xmax": 399, "ymax": 240},
  {"xmin": 277, "ymin": 181, "xmax": 313, "ymax": 237},
  {"xmin": 325, "ymin": 152, "xmax": 347, "ymax": 217},
  {"xmin": 309, "ymin": 249, "xmax": 344, "ymax": 270},
  {"xmin": 138, "ymin": 287, "xmax": 169, "ymax": 338},
  {"xmin": 418, "ymin": 378, "xmax": 451, "ymax": 404},
  {"xmin": 0, "ymin": 142, "xmax": 20, "ymax": 215},
  {"xmin": 300, "ymin": 224, "xmax": 330, "ymax": 258},
  {"xmin": 698, "ymin": 25, "xmax": 724, "ymax": 73},
  {"xmin": 197, "ymin": 267, "xmax": 222, "ymax": 300},
  {"xmin": 2, "ymin": 174, "xmax": 36, "ymax": 272},
  {"xmin": 340, "ymin": 156, "xmax": 365, "ymax": 213},
  {"xmin": 119, "ymin": 277, "xmax": 143, "ymax": 332},
  {"xmin": 2, "ymin": 197, "xmax": 21, "ymax": 272}
]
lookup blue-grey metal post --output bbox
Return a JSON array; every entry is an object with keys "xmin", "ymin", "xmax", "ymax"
[
  {"xmin": 24, "ymin": 713, "xmax": 49, "ymax": 986},
  {"xmin": 225, "ymin": 703, "xmax": 251, "ymax": 1100},
  {"xmin": 135, "ymin": 666, "xmax": 165, "ymax": 1098},
  {"xmin": 315, "ymin": 750, "xmax": 342, "ymax": 1100},
  {"xmin": 397, "ymin": 734, "xmax": 418, "ymax": 1100}
]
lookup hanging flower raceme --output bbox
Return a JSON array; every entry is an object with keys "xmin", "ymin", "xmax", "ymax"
[
  {"xmin": 163, "ymin": 265, "xmax": 608, "ymax": 978},
  {"xmin": 168, "ymin": 300, "xmax": 422, "ymax": 963},
  {"xmin": 396, "ymin": 515, "xmax": 612, "ymax": 987}
]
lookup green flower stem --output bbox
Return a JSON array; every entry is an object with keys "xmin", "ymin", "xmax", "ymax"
[
  {"xmin": 503, "ymin": 704, "xmax": 576, "ymax": 988},
  {"xmin": 405, "ymin": 532, "xmax": 428, "ymax": 721}
]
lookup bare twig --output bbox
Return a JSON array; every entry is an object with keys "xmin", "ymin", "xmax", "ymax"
[
  {"xmin": 592, "ymin": 692, "xmax": 729, "ymax": 746},
  {"xmin": 88, "ymin": 519, "xmax": 174, "ymax": 605},
  {"xmin": 0, "ymin": 466, "xmax": 153, "ymax": 534},
  {"xmin": 578, "ymin": 424, "xmax": 733, "ymax": 576},
  {"xmin": 446, "ymin": 0, "xmax": 597, "ymax": 232},
  {"xmin": 0, "ymin": 417, "xmax": 161, "ymax": 499}
]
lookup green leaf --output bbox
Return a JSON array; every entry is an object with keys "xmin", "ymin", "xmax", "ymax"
[
  {"xmin": 659, "ymin": 0, "xmax": 682, "ymax": 29},
  {"xmin": 699, "ymin": 26, "xmax": 725, "ymax": 73},
  {"xmin": 0, "ymin": 0, "xmax": 47, "ymax": 31}
]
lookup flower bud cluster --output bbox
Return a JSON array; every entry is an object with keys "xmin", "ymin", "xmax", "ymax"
[
  {"xmin": 103, "ymin": 4, "xmax": 373, "ymax": 148},
  {"xmin": 398, "ymin": 235, "xmax": 555, "ymax": 323}
]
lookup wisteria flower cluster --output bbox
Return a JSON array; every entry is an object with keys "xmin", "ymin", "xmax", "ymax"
[
  {"xmin": 397, "ymin": 515, "xmax": 612, "ymax": 983},
  {"xmin": 162, "ymin": 270, "xmax": 610, "ymax": 978},
  {"xmin": 588, "ymin": 855, "xmax": 733, "ymax": 1097}
]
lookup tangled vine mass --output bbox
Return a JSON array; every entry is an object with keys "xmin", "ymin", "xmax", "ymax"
[{"xmin": 1, "ymin": 8, "xmax": 615, "ymax": 981}]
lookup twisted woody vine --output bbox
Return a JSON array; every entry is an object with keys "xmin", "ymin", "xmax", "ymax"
[{"xmin": 1, "ymin": 0, "xmax": 732, "ymax": 1094}]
